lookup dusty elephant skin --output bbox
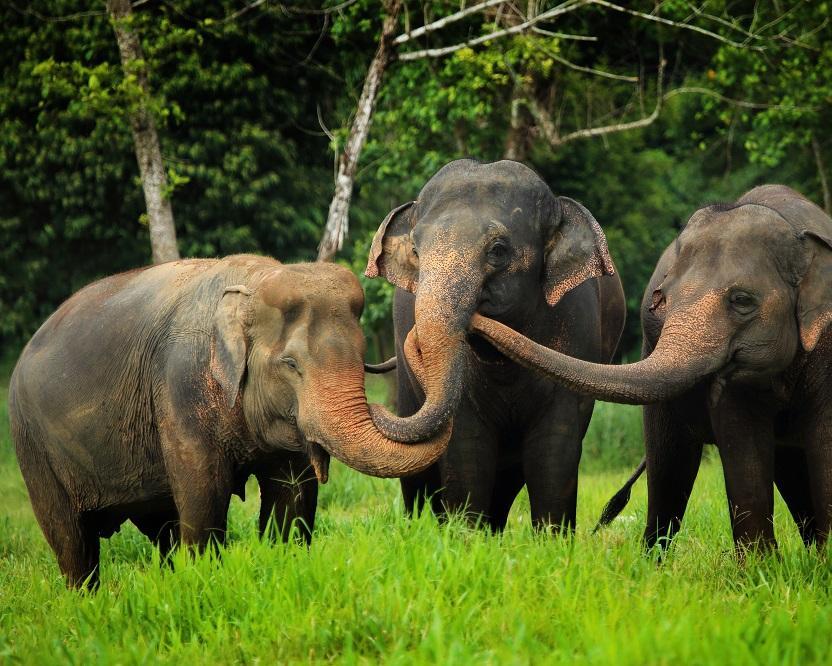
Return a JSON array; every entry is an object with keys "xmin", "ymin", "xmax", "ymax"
[
  {"xmin": 8, "ymin": 255, "xmax": 450, "ymax": 588},
  {"xmin": 473, "ymin": 184, "xmax": 832, "ymax": 552},
  {"xmin": 365, "ymin": 159, "xmax": 626, "ymax": 531}
]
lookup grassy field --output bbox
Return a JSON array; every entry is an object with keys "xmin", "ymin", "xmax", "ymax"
[{"xmin": 1, "ymin": 372, "xmax": 830, "ymax": 664}]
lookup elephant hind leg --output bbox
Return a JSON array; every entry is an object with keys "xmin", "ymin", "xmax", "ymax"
[
  {"xmin": 19, "ymin": 450, "xmax": 100, "ymax": 588},
  {"xmin": 488, "ymin": 465, "xmax": 524, "ymax": 533},
  {"xmin": 774, "ymin": 446, "xmax": 817, "ymax": 546}
]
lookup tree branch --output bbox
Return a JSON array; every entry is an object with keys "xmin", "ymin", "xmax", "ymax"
[
  {"xmin": 587, "ymin": 0, "xmax": 767, "ymax": 51},
  {"xmin": 540, "ymin": 46, "xmax": 638, "ymax": 82},
  {"xmin": 397, "ymin": 0, "xmax": 591, "ymax": 61},
  {"xmin": 518, "ymin": 53, "xmax": 665, "ymax": 147},
  {"xmin": 531, "ymin": 26, "xmax": 597, "ymax": 41},
  {"xmin": 394, "ymin": 0, "xmax": 508, "ymax": 44}
]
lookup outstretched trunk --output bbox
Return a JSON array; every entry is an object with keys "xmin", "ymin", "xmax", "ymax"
[{"xmin": 470, "ymin": 305, "xmax": 727, "ymax": 405}]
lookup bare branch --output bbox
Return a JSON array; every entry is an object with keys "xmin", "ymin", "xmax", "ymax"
[
  {"xmin": 531, "ymin": 27, "xmax": 597, "ymax": 41},
  {"xmin": 8, "ymin": 1, "xmax": 105, "ymax": 22},
  {"xmin": 540, "ymin": 47, "xmax": 638, "ymax": 81},
  {"xmin": 222, "ymin": 0, "xmax": 267, "ymax": 23},
  {"xmin": 397, "ymin": 0, "xmax": 591, "ymax": 61},
  {"xmin": 526, "ymin": 54, "xmax": 666, "ymax": 147},
  {"xmin": 394, "ymin": 0, "xmax": 508, "ymax": 44},
  {"xmin": 587, "ymin": 0, "xmax": 767, "ymax": 51}
]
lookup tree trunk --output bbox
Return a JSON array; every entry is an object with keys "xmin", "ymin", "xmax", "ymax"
[
  {"xmin": 317, "ymin": 1, "xmax": 402, "ymax": 262},
  {"xmin": 106, "ymin": 0, "xmax": 179, "ymax": 264},
  {"xmin": 811, "ymin": 133, "xmax": 831, "ymax": 214}
]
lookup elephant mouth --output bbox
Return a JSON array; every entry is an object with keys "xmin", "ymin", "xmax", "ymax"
[
  {"xmin": 303, "ymin": 437, "xmax": 331, "ymax": 484},
  {"xmin": 467, "ymin": 332, "xmax": 507, "ymax": 365}
]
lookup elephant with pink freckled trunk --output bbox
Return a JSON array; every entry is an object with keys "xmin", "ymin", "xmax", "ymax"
[
  {"xmin": 473, "ymin": 185, "xmax": 832, "ymax": 552},
  {"xmin": 9, "ymin": 256, "xmax": 450, "ymax": 588},
  {"xmin": 366, "ymin": 159, "xmax": 625, "ymax": 531}
]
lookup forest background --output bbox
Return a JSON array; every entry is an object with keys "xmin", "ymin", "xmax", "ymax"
[{"xmin": 1, "ymin": 0, "xmax": 830, "ymax": 363}]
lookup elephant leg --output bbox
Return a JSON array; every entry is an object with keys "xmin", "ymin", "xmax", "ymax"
[
  {"xmin": 395, "ymin": 371, "xmax": 442, "ymax": 517},
  {"xmin": 132, "ymin": 508, "xmax": 180, "ymax": 558},
  {"xmin": 805, "ymin": 433, "xmax": 832, "ymax": 547},
  {"xmin": 439, "ymin": 402, "xmax": 498, "ymax": 527},
  {"xmin": 401, "ymin": 466, "xmax": 443, "ymax": 518},
  {"xmin": 712, "ymin": 391, "xmax": 776, "ymax": 551},
  {"xmin": 18, "ymin": 444, "xmax": 100, "ymax": 588},
  {"xmin": 773, "ymin": 446, "xmax": 817, "ymax": 546},
  {"xmin": 487, "ymin": 464, "xmax": 524, "ymax": 533},
  {"xmin": 643, "ymin": 402, "xmax": 704, "ymax": 550},
  {"xmin": 256, "ymin": 452, "xmax": 318, "ymax": 545},
  {"xmin": 160, "ymin": 428, "xmax": 232, "ymax": 549},
  {"xmin": 522, "ymin": 391, "xmax": 592, "ymax": 533}
]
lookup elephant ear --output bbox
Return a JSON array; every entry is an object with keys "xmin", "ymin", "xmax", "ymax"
[
  {"xmin": 543, "ymin": 197, "xmax": 615, "ymax": 307},
  {"xmin": 211, "ymin": 285, "xmax": 252, "ymax": 408},
  {"xmin": 796, "ymin": 230, "xmax": 832, "ymax": 352},
  {"xmin": 365, "ymin": 201, "xmax": 418, "ymax": 292}
]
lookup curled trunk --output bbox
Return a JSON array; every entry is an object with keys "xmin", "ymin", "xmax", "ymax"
[
  {"xmin": 470, "ymin": 311, "xmax": 725, "ymax": 405},
  {"xmin": 308, "ymin": 362, "xmax": 451, "ymax": 478},
  {"xmin": 370, "ymin": 290, "xmax": 472, "ymax": 443}
]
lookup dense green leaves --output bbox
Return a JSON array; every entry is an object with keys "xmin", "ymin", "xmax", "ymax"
[{"xmin": 1, "ymin": 1, "xmax": 830, "ymax": 356}]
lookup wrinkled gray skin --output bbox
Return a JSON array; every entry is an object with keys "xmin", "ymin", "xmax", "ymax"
[
  {"xmin": 366, "ymin": 159, "xmax": 626, "ymax": 530},
  {"xmin": 9, "ymin": 256, "xmax": 450, "ymax": 588},
  {"xmin": 473, "ymin": 185, "xmax": 832, "ymax": 550}
]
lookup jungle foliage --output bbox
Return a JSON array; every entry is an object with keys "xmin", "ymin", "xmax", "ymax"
[{"xmin": 1, "ymin": 1, "xmax": 830, "ymax": 357}]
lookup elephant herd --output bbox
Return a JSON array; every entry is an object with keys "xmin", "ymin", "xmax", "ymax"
[{"xmin": 9, "ymin": 159, "xmax": 832, "ymax": 588}]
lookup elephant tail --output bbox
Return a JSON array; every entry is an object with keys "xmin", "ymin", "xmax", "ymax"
[
  {"xmin": 592, "ymin": 457, "xmax": 646, "ymax": 534},
  {"xmin": 364, "ymin": 356, "xmax": 397, "ymax": 374}
]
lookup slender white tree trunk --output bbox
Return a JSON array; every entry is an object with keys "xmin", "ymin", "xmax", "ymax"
[
  {"xmin": 106, "ymin": 0, "xmax": 179, "ymax": 263},
  {"xmin": 318, "ymin": 1, "xmax": 402, "ymax": 262}
]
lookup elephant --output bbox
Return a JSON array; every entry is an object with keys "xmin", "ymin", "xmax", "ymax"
[
  {"xmin": 8, "ymin": 255, "xmax": 450, "ymax": 587},
  {"xmin": 364, "ymin": 159, "xmax": 626, "ymax": 531},
  {"xmin": 471, "ymin": 184, "xmax": 832, "ymax": 551}
]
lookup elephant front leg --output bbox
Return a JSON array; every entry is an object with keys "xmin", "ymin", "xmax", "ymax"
[
  {"xmin": 438, "ymin": 402, "xmax": 498, "ymax": 527},
  {"xmin": 522, "ymin": 390, "xmax": 592, "ymax": 533},
  {"xmin": 712, "ymin": 390, "xmax": 776, "ymax": 551},
  {"xmin": 643, "ymin": 401, "xmax": 704, "ymax": 550},
  {"xmin": 159, "ymin": 422, "xmax": 233, "ymax": 550},
  {"xmin": 256, "ymin": 452, "xmax": 319, "ymax": 545}
]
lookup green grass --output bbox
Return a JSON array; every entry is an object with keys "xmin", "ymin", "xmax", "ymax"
[{"xmin": 1, "ymin": 373, "xmax": 830, "ymax": 664}]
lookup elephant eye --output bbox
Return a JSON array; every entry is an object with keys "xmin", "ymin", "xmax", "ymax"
[
  {"xmin": 486, "ymin": 241, "xmax": 510, "ymax": 267},
  {"xmin": 729, "ymin": 291, "xmax": 757, "ymax": 313},
  {"xmin": 281, "ymin": 357, "xmax": 300, "ymax": 373}
]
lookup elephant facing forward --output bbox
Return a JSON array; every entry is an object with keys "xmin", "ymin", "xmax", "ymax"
[
  {"xmin": 474, "ymin": 185, "xmax": 832, "ymax": 551},
  {"xmin": 365, "ymin": 159, "xmax": 625, "ymax": 531},
  {"xmin": 9, "ymin": 255, "xmax": 449, "ymax": 587}
]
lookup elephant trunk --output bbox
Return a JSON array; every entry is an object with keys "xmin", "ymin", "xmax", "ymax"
[
  {"xmin": 305, "ymin": 351, "xmax": 452, "ymax": 478},
  {"xmin": 370, "ymin": 282, "xmax": 475, "ymax": 443},
  {"xmin": 470, "ymin": 293, "xmax": 729, "ymax": 405}
]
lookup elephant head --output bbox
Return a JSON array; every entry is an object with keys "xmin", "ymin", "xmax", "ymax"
[
  {"xmin": 364, "ymin": 159, "xmax": 615, "ymax": 442},
  {"xmin": 211, "ymin": 262, "xmax": 450, "ymax": 479},
  {"xmin": 472, "ymin": 185, "xmax": 832, "ymax": 405}
]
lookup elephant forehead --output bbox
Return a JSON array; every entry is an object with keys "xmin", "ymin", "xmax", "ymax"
[
  {"xmin": 418, "ymin": 176, "xmax": 549, "ymax": 220},
  {"xmin": 258, "ymin": 266, "xmax": 363, "ymax": 312}
]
